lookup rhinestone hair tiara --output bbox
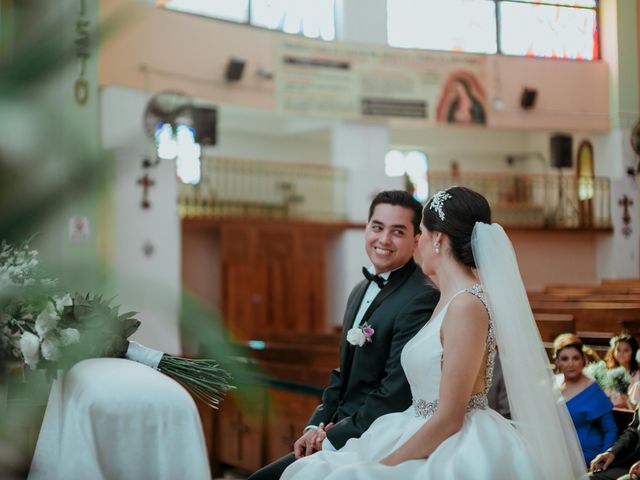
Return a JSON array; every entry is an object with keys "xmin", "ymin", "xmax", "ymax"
[{"xmin": 428, "ymin": 190, "xmax": 452, "ymax": 221}]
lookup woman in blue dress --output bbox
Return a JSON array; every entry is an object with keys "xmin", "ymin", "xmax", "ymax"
[{"xmin": 554, "ymin": 333, "xmax": 617, "ymax": 465}]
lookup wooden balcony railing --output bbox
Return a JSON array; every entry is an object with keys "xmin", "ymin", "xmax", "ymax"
[
  {"xmin": 178, "ymin": 156, "xmax": 348, "ymax": 221},
  {"xmin": 428, "ymin": 172, "xmax": 611, "ymax": 229}
]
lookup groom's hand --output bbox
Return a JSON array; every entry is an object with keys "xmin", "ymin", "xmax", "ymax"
[
  {"xmin": 294, "ymin": 428, "xmax": 319, "ymax": 459},
  {"xmin": 628, "ymin": 459, "xmax": 640, "ymax": 477},
  {"xmin": 590, "ymin": 451, "xmax": 615, "ymax": 473},
  {"xmin": 312, "ymin": 422, "xmax": 334, "ymax": 451}
]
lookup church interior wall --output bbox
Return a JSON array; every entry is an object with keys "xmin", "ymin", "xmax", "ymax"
[{"xmin": 92, "ymin": 1, "xmax": 640, "ymax": 336}]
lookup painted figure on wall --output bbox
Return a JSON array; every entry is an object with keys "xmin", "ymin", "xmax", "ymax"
[{"xmin": 436, "ymin": 71, "xmax": 487, "ymax": 125}]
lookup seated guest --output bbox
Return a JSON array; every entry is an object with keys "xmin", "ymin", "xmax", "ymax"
[
  {"xmin": 590, "ymin": 407, "xmax": 640, "ymax": 480},
  {"xmin": 606, "ymin": 334, "xmax": 640, "ymax": 409},
  {"xmin": 554, "ymin": 333, "xmax": 617, "ymax": 465}
]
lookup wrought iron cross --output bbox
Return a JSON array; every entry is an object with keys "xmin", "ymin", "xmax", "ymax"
[
  {"xmin": 230, "ymin": 411, "xmax": 250, "ymax": 460},
  {"xmin": 619, "ymin": 194, "xmax": 634, "ymax": 237},
  {"xmin": 136, "ymin": 173, "xmax": 155, "ymax": 209}
]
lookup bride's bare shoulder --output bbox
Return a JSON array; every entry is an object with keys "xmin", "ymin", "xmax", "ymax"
[{"xmin": 443, "ymin": 293, "xmax": 489, "ymax": 332}]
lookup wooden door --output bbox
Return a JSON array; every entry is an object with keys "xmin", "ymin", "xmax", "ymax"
[{"xmin": 219, "ymin": 222, "xmax": 331, "ymax": 339}]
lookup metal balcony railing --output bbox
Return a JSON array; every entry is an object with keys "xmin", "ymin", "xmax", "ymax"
[
  {"xmin": 178, "ymin": 156, "xmax": 348, "ymax": 221},
  {"xmin": 428, "ymin": 171, "xmax": 611, "ymax": 229}
]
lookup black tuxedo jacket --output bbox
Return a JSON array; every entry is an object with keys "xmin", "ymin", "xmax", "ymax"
[
  {"xmin": 610, "ymin": 407, "xmax": 640, "ymax": 465},
  {"xmin": 307, "ymin": 260, "xmax": 439, "ymax": 449}
]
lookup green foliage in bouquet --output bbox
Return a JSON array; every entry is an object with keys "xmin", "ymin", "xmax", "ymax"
[
  {"xmin": 2, "ymin": 239, "xmax": 235, "ymax": 405},
  {"xmin": 43, "ymin": 293, "xmax": 140, "ymax": 376},
  {"xmin": 604, "ymin": 366, "xmax": 631, "ymax": 395},
  {"xmin": 61, "ymin": 294, "xmax": 139, "ymax": 362},
  {"xmin": 6, "ymin": 292, "xmax": 141, "ymax": 381},
  {"xmin": 158, "ymin": 356, "xmax": 234, "ymax": 409},
  {"xmin": 585, "ymin": 360, "xmax": 631, "ymax": 394},
  {"xmin": 584, "ymin": 360, "xmax": 608, "ymax": 386}
]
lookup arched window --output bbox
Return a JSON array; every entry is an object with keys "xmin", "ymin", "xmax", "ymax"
[
  {"xmin": 385, "ymin": 150, "xmax": 429, "ymax": 202},
  {"xmin": 576, "ymin": 140, "xmax": 595, "ymax": 227}
]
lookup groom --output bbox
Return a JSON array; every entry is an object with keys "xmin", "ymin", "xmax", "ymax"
[{"xmin": 248, "ymin": 190, "xmax": 439, "ymax": 480}]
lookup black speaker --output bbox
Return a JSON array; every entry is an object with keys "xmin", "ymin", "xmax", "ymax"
[
  {"xmin": 520, "ymin": 87, "xmax": 538, "ymax": 110},
  {"xmin": 550, "ymin": 134, "xmax": 573, "ymax": 168},
  {"xmin": 225, "ymin": 58, "xmax": 245, "ymax": 82},
  {"xmin": 192, "ymin": 106, "xmax": 217, "ymax": 146}
]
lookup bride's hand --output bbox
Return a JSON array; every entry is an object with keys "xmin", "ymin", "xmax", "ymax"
[{"xmin": 379, "ymin": 453, "xmax": 401, "ymax": 466}]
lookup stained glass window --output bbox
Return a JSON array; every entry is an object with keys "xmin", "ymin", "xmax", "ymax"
[
  {"xmin": 164, "ymin": 0, "xmax": 249, "ymax": 23},
  {"xmin": 387, "ymin": 0, "xmax": 497, "ymax": 54},
  {"xmin": 251, "ymin": 0, "xmax": 335, "ymax": 41},
  {"xmin": 161, "ymin": 0, "xmax": 335, "ymax": 41},
  {"xmin": 387, "ymin": 0, "xmax": 599, "ymax": 61},
  {"xmin": 499, "ymin": 1, "xmax": 598, "ymax": 60}
]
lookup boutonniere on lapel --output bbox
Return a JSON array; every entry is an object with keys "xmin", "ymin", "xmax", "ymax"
[{"xmin": 346, "ymin": 322, "xmax": 375, "ymax": 347}]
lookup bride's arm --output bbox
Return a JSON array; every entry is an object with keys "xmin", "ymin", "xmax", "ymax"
[{"xmin": 380, "ymin": 295, "xmax": 489, "ymax": 466}]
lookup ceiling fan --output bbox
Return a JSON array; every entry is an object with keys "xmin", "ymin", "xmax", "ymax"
[
  {"xmin": 142, "ymin": 90, "xmax": 193, "ymax": 139},
  {"xmin": 630, "ymin": 118, "xmax": 640, "ymax": 177}
]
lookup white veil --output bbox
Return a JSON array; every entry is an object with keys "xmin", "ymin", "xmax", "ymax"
[{"xmin": 471, "ymin": 223, "xmax": 586, "ymax": 479}]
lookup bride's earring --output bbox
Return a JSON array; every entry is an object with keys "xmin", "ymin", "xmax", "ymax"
[{"xmin": 434, "ymin": 242, "xmax": 440, "ymax": 254}]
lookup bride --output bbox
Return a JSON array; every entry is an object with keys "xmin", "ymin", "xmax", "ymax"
[{"xmin": 281, "ymin": 187, "xmax": 586, "ymax": 480}]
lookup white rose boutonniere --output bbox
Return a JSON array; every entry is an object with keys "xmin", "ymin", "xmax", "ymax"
[{"xmin": 346, "ymin": 322, "xmax": 375, "ymax": 347}]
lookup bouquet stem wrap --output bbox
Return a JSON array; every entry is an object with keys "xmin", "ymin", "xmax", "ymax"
[
  {"xmin": 125, "ymin": 341, "xmax": 163, "ymax": 369},
  {"xmin": 125, "ymin": 341, "xmax": 233, "ymax": 408}
]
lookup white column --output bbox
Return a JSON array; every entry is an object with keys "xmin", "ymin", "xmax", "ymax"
[
  {"xmin": 326, "ymin": 2, "xmax": 404, "ymax": 326},
  {"xmin": 595, "ymin": 0, "xmax": 640, "ymax": 279},
  {"xmin": 101, "ymin": 86, "xmax": 181, "ymax": 354}
]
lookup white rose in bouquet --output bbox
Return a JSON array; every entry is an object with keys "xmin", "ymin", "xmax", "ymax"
[
  {"xmin": 346, "ymin": 327, "xmax": 366, "ymax": 347},
  {"xmin": 35, "ymin": 302, "xmax": 59, "ymax": 337},
  {"xmin": 54, "ymin": 294, "xmax": 73, "ymax": 312},
  {"xmin": 19, "ymin": 331, "xmax": 41, "ymax": 368},
  {"xmin": 58, "ymin": 328, "xmax": 80, "ymax": 347},
  {"xmin": 40, "ymin": 338, "xmax": 60, "ymax": 362}
]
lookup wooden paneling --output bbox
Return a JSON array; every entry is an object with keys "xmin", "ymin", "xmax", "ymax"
[
  {"xmin": 266, "ymin": 389, "xmax": 321, "ymax": 463},
  {"xmin": 182, "ymin": 219, "xmax": 342, "ymax": 340},
  {"xmin": 216, "ymin": 392, "xmax": 266, "ymax": 473}
]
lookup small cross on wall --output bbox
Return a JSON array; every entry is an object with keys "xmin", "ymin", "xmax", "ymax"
[
  {"xmin": 136, "ymin": 173, "xmax": 155, "ymax": 209},
  {"xmin": 619, "ymin": 194, "xmax": 634, "ymax": 237}
]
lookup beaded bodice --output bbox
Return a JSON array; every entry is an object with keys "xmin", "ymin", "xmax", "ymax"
[{"xmin": 400, "ymin": 284, "xmax": 496, "ymax": 418}]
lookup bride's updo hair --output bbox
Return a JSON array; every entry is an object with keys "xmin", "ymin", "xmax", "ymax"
[{"xmin": 422, "ymin": 186, "xmax": 491, "ymax": 268}]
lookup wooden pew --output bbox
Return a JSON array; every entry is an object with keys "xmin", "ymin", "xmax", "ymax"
[
  {"xmin": 534, "ymin": 313, "xmax": 575, "ymax": 342},
  {"xmin": 529, "ymin": 301, "xmax": 640, "ymax": 333},
  {"xmin": 603, "ymin": 278, "xmax": 640, "ymax": 286},
  {"xmin": 212, "ymin": 334, "xmax": 340, "ymax": 474},
  {"xmin": 613, "ymin": 408, "xmax": 635, "ymax": 433},
  {"xmin": 530, "ymin": 292, "xmax": 640, "ymax": 304}
]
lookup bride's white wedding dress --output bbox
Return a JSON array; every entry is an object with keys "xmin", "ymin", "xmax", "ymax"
[{"xmin": 282, "ymin": 285, "xmax": 541, "ymax": 480}]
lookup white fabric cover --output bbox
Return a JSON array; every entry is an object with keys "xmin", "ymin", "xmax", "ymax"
[{"xmin": 28, "ymin": 358, "xmax": 210, "ymax": 480}]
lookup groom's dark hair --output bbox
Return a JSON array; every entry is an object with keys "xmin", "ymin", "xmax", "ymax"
[{"xmin": 368, "ymin": 190, "xmax": 422, "ymax": 234}]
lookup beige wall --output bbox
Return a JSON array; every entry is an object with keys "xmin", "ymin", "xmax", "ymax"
[
  {"xmin": 100, "ymin": 1, "xmax": 609, "ymax": 132},
  {"xmin": 100, "ymin": 1, "xmax": 276, "ymax": 110},
  {"xmin": 509, "ymin": 230, "xmax": 599, "ymax": 291}
]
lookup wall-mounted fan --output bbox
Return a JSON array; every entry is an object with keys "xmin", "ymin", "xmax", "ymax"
[
  {"xmin": 632, "ymin": 118, "xmax": 640, "ymax": 156},
  {"xmin": 142, "ymin": 90, "xmax": 192, "ymax": 138}
]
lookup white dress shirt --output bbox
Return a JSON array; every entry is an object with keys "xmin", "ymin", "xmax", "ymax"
[{"xmin": 317, "ymin": 266, "xmax": 392, "ymax": 451}]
